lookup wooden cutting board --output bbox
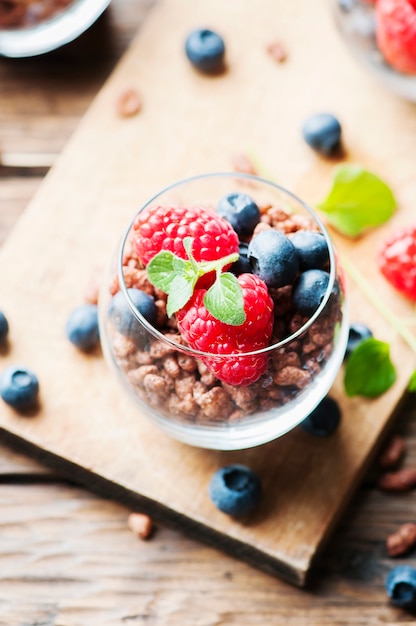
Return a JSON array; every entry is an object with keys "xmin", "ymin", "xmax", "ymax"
[{"xmin": 0, "ymin": 0, "xmax": 415, "ymax": 586}]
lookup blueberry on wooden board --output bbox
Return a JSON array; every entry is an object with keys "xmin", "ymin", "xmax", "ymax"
[
  {"xmin": 301, "ymin": 396, "xmax": 341, "ymax": 437},
  {"xmin": 0, "ymin": 311, "xmax": 9, "ymax": 343},
  {"xmin": 386, "ymin": 565, "xmax": 416, "ymax": 610},
  {"xmin": 338, "ymin": 0, "xmax": 354, "ymax": 12},
  {"xmin": 345, "ymin": 322, "xmax": 373, "ymax": 359},
  {"xmin": 217, "ymin": 192, "xmax": 260, "ymax": 237},
  {"xmin": 0, "ymin": 365, "xmax": 39, "ymax": 410},
  {"xmin": 209, "ymin": 464, "xmax": 262, "ymax": 516},
  {"xmin": 65, "ymin": 304, "xmax": 99, "ymax": 351},
  {"xmin": 302, "ymin": 113, "xmax": 342, "ymax": 155},
  {"xmin": 185, "ymin": 29, "xmax": 225, "ymax": 73}
]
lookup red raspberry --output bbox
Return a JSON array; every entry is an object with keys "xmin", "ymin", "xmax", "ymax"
[
  {"xmin": 378, "ymin": 225, "xmax": 416, "ymax": 300},
  {"xmin": 176, "ymin": 273, "xmax": 274, "ymax": 386},
  {"xmin": 376, "ymin": 0, "xmax": 416, "ymax": 74},
  {"xmin": 132, "ymin": 204, "xmax": 239, "ymax": 266}
]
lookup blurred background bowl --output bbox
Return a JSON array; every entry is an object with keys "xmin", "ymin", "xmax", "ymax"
[
  {"xmin": 329, "ymin": 0, "xmax": 416, "ymax": 102},
  {"xmin": 0, "ymin": 0, "xmax": 111, "ymax": 58}
]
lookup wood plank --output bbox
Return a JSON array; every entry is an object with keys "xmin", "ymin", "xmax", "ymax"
[
  {"xmin": 0, "ymin": 442, "xmax": 51, "ymax": 476},
  {"xmin": 0, "ymin": 0, "xmax": 415, "ymax": 586},
  {"xmin": 1, "ymin": 395, "xmax": 416, "ymax": 624},
  {"xmin": 0, "ymin": 177, "xmax": 43, "ymax": 245},
  {"xmin": 0, "ymin": 457, "xmax": 414, "ymax": 626}
]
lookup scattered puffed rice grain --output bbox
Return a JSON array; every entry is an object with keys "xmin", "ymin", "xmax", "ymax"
[
  {"xmin": 266, "ymin": 40, "xmax": 287, "ymax": 63},
  {"xmin": 378, "ymin": 467, "xmax": 416, "ymax": 492},
  {"xmin": 84, "ymin": 267, "xmax": 102, "ymax": 305},
  {"xmin": 387, "ymin": 523, "xmax": 416, "ymax": 557},
  {"xmin": 117, "ymin": 88, "xmax": 142, "ymax": 118},
  {"xmin": 127, "ymin": 512, "xmax": 153, "ymax": 539},
  {"xmin": 379, "ymin": 434, "xmax": 406, "ymax": 469},
  {"xmin": 231, "ymin": 153, "xmax": 258, "ymax": 176}
]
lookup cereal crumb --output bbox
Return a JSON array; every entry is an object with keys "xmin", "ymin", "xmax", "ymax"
[
  {"xmin": 379, "ymin": 435, "xmax": 406, "ymax": 469},
  {"xmin": 266, "ymin": 40, "xmax": 287, "ymax": 63},
  {"xmin": 273, "ymin": 365, "xmax": 311, "ymax": 389},
  {"xmin": 387, "ymin": 523, "xmax": 416, "ymax": 557},
  {"xmin": 117, "ymin": 88, "xmax": 142, "ymax": 118},
  {"xmin": 378, "ymin": 467, "xmax": 416, "ymax": 492},
  {"xmin": 231, "ymin": 153, "xmax": 258, "ymax": 176},
  {"xmin": 127, "ymin": 512, "xmax": 153, "ymax": 539},
  {"xmin": 194, "ymin": 385, "xmax": 234, "ymax": 419},
  {"xmin": 83, "ymin": 267, "xmax": 102, "ymax": 305}
]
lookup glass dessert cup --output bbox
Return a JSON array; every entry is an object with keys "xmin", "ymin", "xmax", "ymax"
[
  {"xmin": 99, "ymin": 172, "xmax": 349, "ymax": 450},
  {"xmin": 0, "ymin": 0, "xmax": 111, "ymax": 58},
  {"xmin": 329, "ymin": 0, "xmax": 416, "ymax": 102}
]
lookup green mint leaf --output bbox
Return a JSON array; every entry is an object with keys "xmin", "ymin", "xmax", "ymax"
[
  {"xmin": 146, "ymin": 242, "xmax": 245, "ymax": 324},
  {"xmin": 147, "ymin": 251, "xmax": 190, "ymax": 293},
  {"xmin": 204, "ymin": 272, "xmax": 246, "ymax": 325},
  {"xmin": 408, "ymin": 369, "xmax": 416, "ymax": 393},
  {"xmin": 317, "ymin": 165, "xmax": 396, "ymax": 238},
  {"xmin": 344, "ymin": 338, "xmax": 397, "ymax": 398},
  {"xmin": 183, "ymin": 237, "xmax": 199, "ymax": 273},
  {"xmin": 166, "ymin": 275, "xmax": 195, "ymax": 317},
  {"xmin": 147, "ymin": 251, "xmax": 198, "ymax": 315}
]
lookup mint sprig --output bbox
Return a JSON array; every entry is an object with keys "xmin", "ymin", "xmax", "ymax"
[
  {"xmin": 146, "ymin": 237, "xmax": 245, "ymax": 325},
  {"xmin": 344, "ymin": 338, "xmax": 397, "ymax": 398},
  {"xmin": 408, "ymin": 370, "xmax": 416, "ymax": 393},
  {"xmin": 204, "ymin": 271, "xmax": 245, "ymax": 326},
  {"xmin": 317, "ymin": 165, "xmax": 396, "ymax": 238}
]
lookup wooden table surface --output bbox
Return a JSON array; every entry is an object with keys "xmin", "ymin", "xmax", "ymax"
[{"xmin": 1, "ymin": 1, "xmax": 416, "ymax": 624}]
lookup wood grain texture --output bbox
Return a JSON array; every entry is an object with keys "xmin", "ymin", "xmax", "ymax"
[
  {"xmin": 0, "ymin": 400, "xmax": 415, "ymax": 625},
  {"xmin": 0, "ymin": 402, "xmax": 416, "ymax": 626},
  {"xmin": 0, "ymin": 0, "xmax": 415, "ymax": 587},
  {"xmin": 0, "ymin": 442, "xmax": 51, "ymax": 476},
  {"xmin": 1, "ymin": 0, "xmax": 416, "ymax": 622}
]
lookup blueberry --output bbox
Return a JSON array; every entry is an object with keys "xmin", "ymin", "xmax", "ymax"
[
  {"xmin": 345, "ymin": 322, "xmax": 373, "ymax": 359},
  {"xmin": 301, "ymin": 396, "xmax": 341, "ymax": 436},
  {"xmin": 65, "ymin": 304, "xmax": 99, "ymax": 351},
  {"xmin": 386, "ymin": 565, "xmax": 416, "ymax": 609},
  {"xmin": 0, "ymin": 311, "xmax": 9, "ymax": 343},
  {"xmin": 209, "ymin": 464, "xmax": 262, "ymax": 517},
  {"xmin": 338, "ymin": 0, "xmax": 355, "ymax": 12},
  {"xmin": 0, "ymin": 365, "xmax": 39, "ymax": 410},
  {"xmin": 289, "ymin": 230, "xmax": 329, "ymax": 271},
  {"xmin": 109, "ymin": 289, "xmax": 158, "ymax": 341},
  {"xmin": 248, "ymin": 230, "xmax": 299, "ymax": 288},
  {"xmin": 292, "ymin": 269, "xmax": 331, "ymax": 316},
  {"xmin": 302, "ymin": 113, "xmax": 342, "ymax": 156},
  {"xmin": 230, "ymin": 241, "xmax": 252, "ymax": 276},
  {"xmin": 185, "ymin": 29, "xmax": 225, "ymax": 73},
  {"xmin": 217, "ymin": 192, "xmax": 260, "ymax": 237}
]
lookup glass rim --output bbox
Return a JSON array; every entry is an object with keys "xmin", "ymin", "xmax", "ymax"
[
  {"xmin": 117, "ymin": 171, "xmax": 339, "ymax": 359},
  {"xmin": 0, "ymin": 0, "xmax": 110, "ymax": 58}
]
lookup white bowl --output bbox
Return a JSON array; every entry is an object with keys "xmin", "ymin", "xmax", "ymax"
[{"xmin": 0, "ymin": 0, "xmax": 111, "ymax": 58}]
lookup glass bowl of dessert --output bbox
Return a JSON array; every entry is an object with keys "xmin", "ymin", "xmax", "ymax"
[
  {"xmin": 329, "ymin": 0, "xmax": 416, "ymax": 102},
  {"xmin": 99, "ymin": 172, "xmax": 349, "ymax": 450},
  {"xmin": 0, "ymin": 0, "xmax": 111, "ymax": 57}
]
